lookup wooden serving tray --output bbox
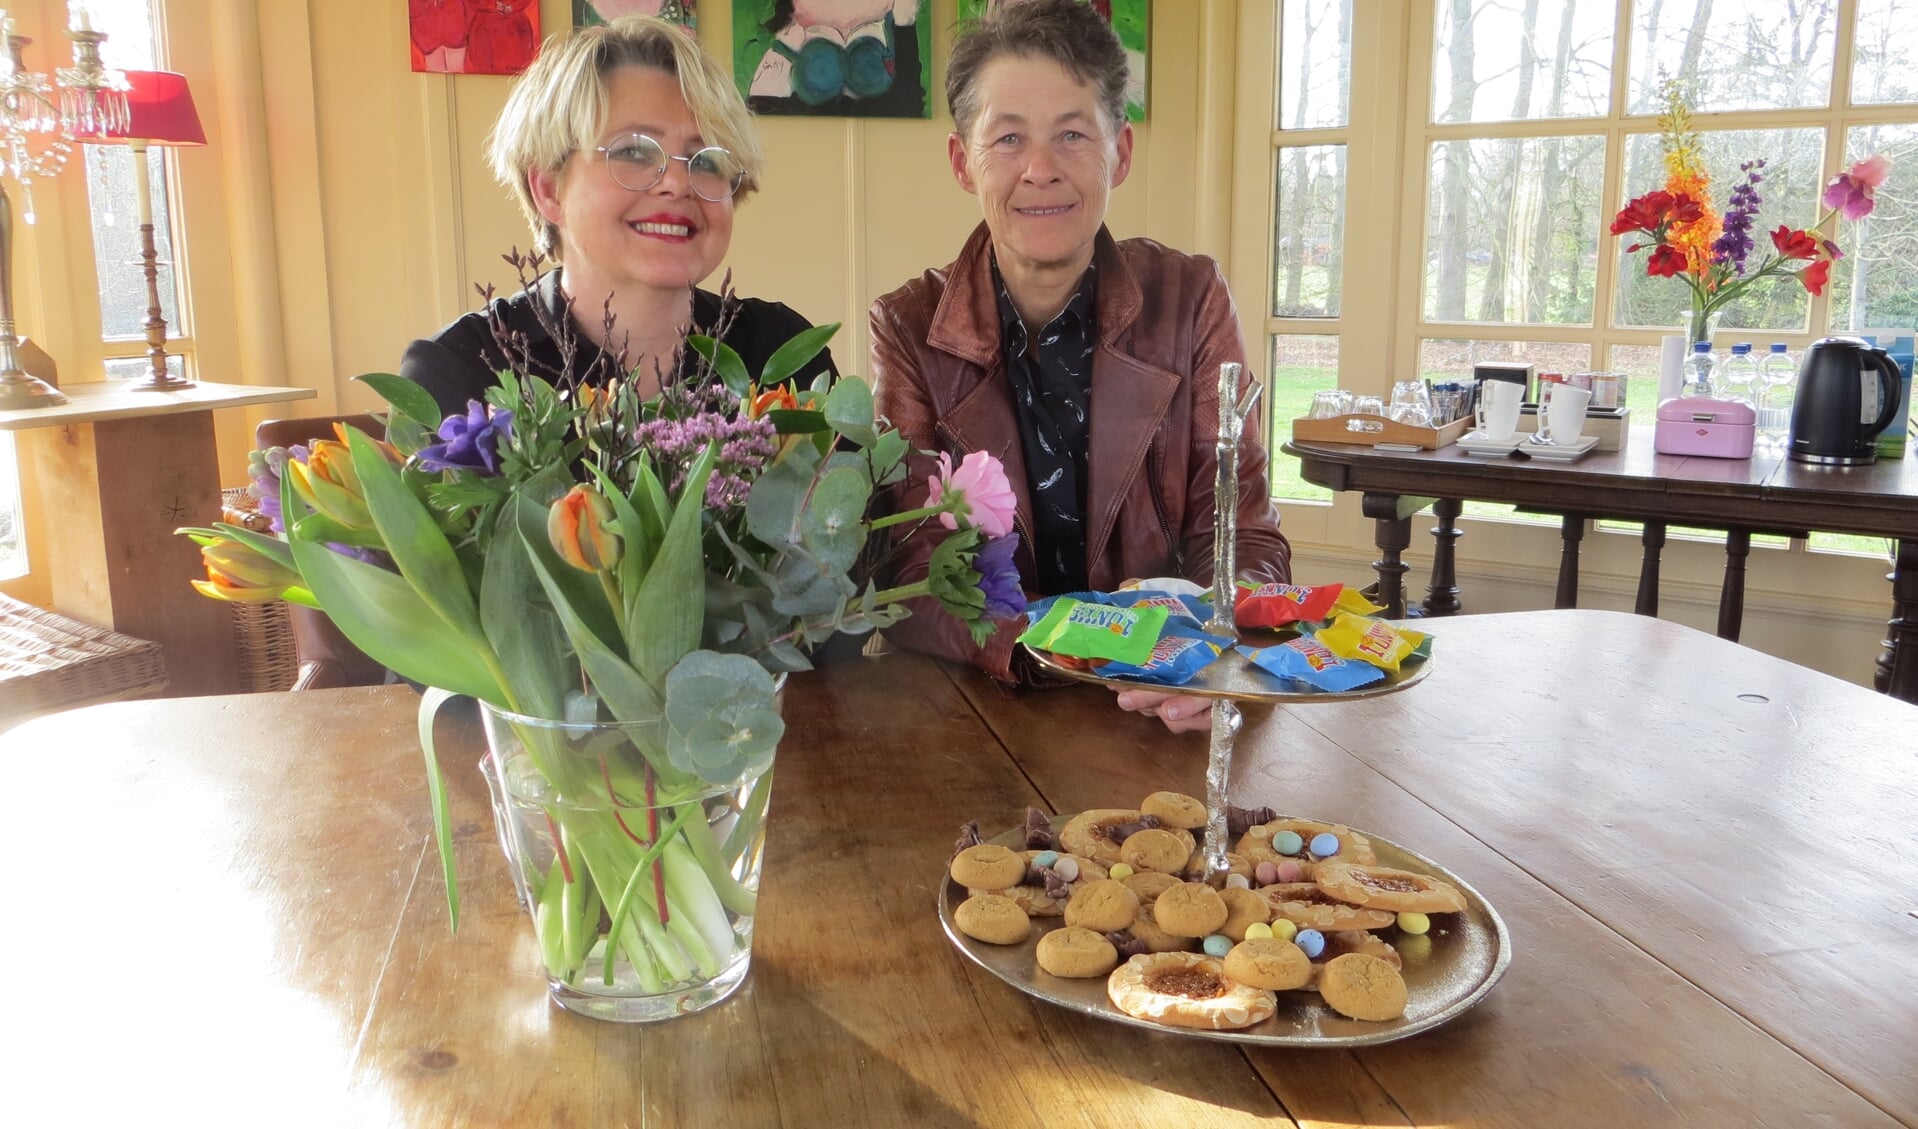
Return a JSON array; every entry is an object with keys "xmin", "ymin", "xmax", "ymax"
[{"xmin": 1290, "ymin": 413, "xmax": 1473, "ymax": 449}]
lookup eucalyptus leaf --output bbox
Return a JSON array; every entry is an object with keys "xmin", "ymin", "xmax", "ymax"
[
  {"xmin": 799, "ymin": 463, "xmax": 871, "ymax": 573},
  {"xmin": 745, "ymin": 442, "xmax": 820, "ymax": 549},
  {"xmin": 822, "ymin": 375, "xmax": 877, "ymax": 447}
]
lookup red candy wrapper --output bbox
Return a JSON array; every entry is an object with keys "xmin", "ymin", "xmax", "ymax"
[{"xmin": 1234, "ymin": 581, "xmax": 1344, "ymax": 628}]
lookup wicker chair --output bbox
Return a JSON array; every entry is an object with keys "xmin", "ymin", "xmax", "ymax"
[
  {"xmin": 0, "ymin": 596, "xmax": 168, "ymax": 729},
  {"xmin": 255, "ymin": 414, "xmax": 390, "ymax": 690}
]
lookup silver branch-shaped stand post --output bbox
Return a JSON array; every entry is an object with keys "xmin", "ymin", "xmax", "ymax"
[{"xmin": 1198, "ymin": 362, "xmax": 1262, "ymax": 879}]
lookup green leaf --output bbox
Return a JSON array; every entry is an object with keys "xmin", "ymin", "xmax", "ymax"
[
  {"xmin": 822, "ymin": 374, "xmax": 877, "ymax": 447},
  {"xmin": 627, "ymin": 445, "xmax": 716, "ymax": 681},
  {"xmin": 760, "ymin": 323, "xmax": 840, "ymax": 387},
  {"xmin": 346, "ymin": 428, "xmax": 490, "ymax": 654},
  {"xmin": 766, "ymin": 408, "xmax": 829, "ymax": 434},
  {"xmin": 356, "ymin": 372, "xmax": 446, "ymax": 431},
  {"xmin": 800, "ymin": 462, "xmax": 871, "ymax": 573},
  {"xmin": 417, "ymin": 687, "xmax": 464, "ymax": 932},
  {"xmin": 745, "ymin": 441, "xmax": 821, "ymax": 549},
  {"xmin": 201, "ymin": 522, "xmax": 298, "ymax": 571},
  {"xmin": 509, "ymin": 490, "xmax": 624, "ymax": 657},
  {"xmin": 587, "ymin": 463, "xmax": 654, "ymax": 630},
  {"xmin": 291, "ymin": 510, "xmax": 391, "ymax": 550},
  {"xmin": 687, "ymin": 334, "xmax": 751, "ymax": 398},
  {"xmin": 479, "ymin": 513, "xmax": 570, "ymax": 721},
  {"xmin": 871, "ymin": 430, "xmax": 910, "ymax": 486}
]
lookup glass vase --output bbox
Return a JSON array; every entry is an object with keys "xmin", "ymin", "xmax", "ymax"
[{"xmin": 477, "ymin": 702, "xmax": 772, "ymax": 1022}]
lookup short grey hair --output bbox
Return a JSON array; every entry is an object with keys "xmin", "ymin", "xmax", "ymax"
[{"xmin": 946, "ymin": 0, "xmax": 1129, "ymax": 138}]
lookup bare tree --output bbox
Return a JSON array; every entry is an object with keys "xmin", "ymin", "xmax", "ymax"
[
  {"xmin": 1476, "ymin": 0, "xmax": 1542, "ymax": 322},
  {"xmin": 1433, "ymin": 0, "xmax": 1479, "ymax": 320}
]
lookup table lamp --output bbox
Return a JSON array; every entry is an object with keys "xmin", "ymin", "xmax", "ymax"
[{"xmin": 78, "ymin": 68, "xmax": 201, "ymax": 391}]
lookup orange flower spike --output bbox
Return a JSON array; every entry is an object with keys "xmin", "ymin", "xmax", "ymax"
[
  {"xmin": 547, "ymin": 485, "xmax": 622, "ymax": 572},
  {"xmin": 1656, "ymin": 81, "xmax": 1721, "ymax": 280}
]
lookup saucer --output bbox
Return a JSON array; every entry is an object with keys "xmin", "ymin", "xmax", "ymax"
[
  {"xmin": 1456, "ymin": 432, "xmax": 1523, "ymax": 456},
  {"xmin": 1522, "ymin": 433, "xmax": 1600, "ymax": 461}
]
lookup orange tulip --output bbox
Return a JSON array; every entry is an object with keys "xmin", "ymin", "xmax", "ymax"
[
  {"xmin": 548, "ymin": 485, "xmax": 621, "ymax": 572},
  {"xmin": 192, "ymin": 539, "xmax": 301, "ymax": 603}
]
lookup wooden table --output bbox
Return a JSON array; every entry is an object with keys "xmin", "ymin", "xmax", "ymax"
[
  {"xmin": 1285, "ymin": 428, "xmax": 1918, "ymax": 703},
  {"xmin": 2, "ymin": 610, "xmax": 1912, "ymax": 1127},
  {"xmin": 0, "ymin": 380, "xmax": 314, "ymax": 696}
]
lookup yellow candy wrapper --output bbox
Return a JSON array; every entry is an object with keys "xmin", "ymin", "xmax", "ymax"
[
  {"xmin": 1326, "ymin": 588, "xmax": 1386, "ymax": 619},
  {"xmin": 1312, "ymin": 613, "xmax": 1426, "ymax": 673}
]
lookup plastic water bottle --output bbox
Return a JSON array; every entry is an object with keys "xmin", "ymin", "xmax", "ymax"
[
  {"xmin": 1720, "ymin": 343, "xmax": 1759, "ymax": 406},
  {"xmin": 1756, "ymin": 342, "xmax": 1797, "ymax": 454},
  {"xmin": 1682, "ymin": 340, "xmax": 1718, "ymax": 398}
]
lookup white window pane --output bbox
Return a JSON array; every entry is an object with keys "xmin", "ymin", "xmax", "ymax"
[
  {"xmin": 1432, "ymin": 0, "xmax": 1614, "ymax": 124},
  {"xmin": 85, "ymin": 145, "xmax": 178, "ymax": 340},
  {"xmin": 1419, "ymin": 337, "xmax": 1594, "ymax": 385},
  {"xmin": 1423, "ymin": 135, "xmax": 1606, "ymax": 325},
  {"xmin": 1273, "ymin": 144, "xmax": 1344, "ymax": 318},
  {"xmin": 1852, "ymin": 0, "xmax": 1918, "ymax": 106},
  {"xmin": 83, "ymin": 0, "xmax": 158, "ymax": 69},
  {"xmin": 0, "ymin": 433, "xmax": 23, "ymax": 579},
  {"xmin": 1828, "ymin": 122, "xmax": 1918, "ymax": 331},
  {"xmin": 1269, "ymin": 335, "xmax": 1336, "ymax": 503},
  {"xmin": 1612, "ymin": 127, "xmax": 1824, "ymax": 333},
  {"xmin": 104, "ymin": 354, "xmax": 185, "ymax": 382},
  {"xmin": 1279, "ymin": 0, "xmax": 1352, "ymax": 130},
  {"xmin": 1628, "ymin": 0, "xmax": 1834, "ymax": 114}
]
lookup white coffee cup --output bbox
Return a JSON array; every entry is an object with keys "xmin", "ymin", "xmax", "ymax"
[
  {"xmin": 1540, "ymin": 382, "xmax": 1593, "ymax": 444},
  {"xmin": 1476, "ymin": 380, "xmax": 1524, "ymax": 441}
]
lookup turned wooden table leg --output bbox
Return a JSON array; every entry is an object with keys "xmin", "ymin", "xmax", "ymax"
[
  {"xmin": 1635, "ymin": 521, "xmax": 1667, "ymax": 617},
  {"xmin": 1422, "ymin": 498, "xmax": 1463, "ymax": 617},
  {"xmin": 1876, "ymin": 538, "xmax": 1918, "ymax": 703},
  {"xmin": 1718, "ymin": 529, "xmax": 1752, "ymax": 641},
  {"xmin": 1361, "ymin": 492, "xmax": 1424, "ymax": 619},
  {"xmin": 1554, "ymin": 513, "xmax": 1588, "ymax": 609}
]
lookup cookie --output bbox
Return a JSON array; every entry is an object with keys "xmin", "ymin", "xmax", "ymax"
[
  {"xmin": 1121, "ymin": 911, "xmax": 1198, "ymax": 953},
  {"xmin": 1218, "ymin": 886, "xmax": 1273, "ymax": 941},
  {"xmin": 1304, "ymin": 930, "xmax": 1405, "ymax": 991},
  {"xmin": 1313, "ymin": 861, "xmax": 1467, "ymax": 915},
  {"xmin": 1152, "ymin": 882, "xmax": 1230, "ymax": 938},
  {"xmin": 973, "ymin": 851, "xmax": 1109, "ymax": 917},
  {"xmin": 1036, "ymin": 926, "xmax": 1121, "ymax": 979},
  {"xmin": 1120, "ymin": 827, "xmax": 1195, "ymax": 874},
  {"xmin": 1120, "ymin": 871, "xmax": 1181, "ymax": 904},
  {"xmin": 1059, "ymin": 809, "xmax": 1146, "ymax": 866},
  {"xmin": 1185, "ymin": 849, "xmax": 1254, "ymax": 883},
  {"xmin": 1222, "ymin": 937, "xmax": 1312, "ymax": 991},
  {"xmin": 1106, "ymin": 952, "xmax": 1278, "ymax": 1031},
  {"xmin": 1140, "ymin": 790, "xmax": 1207, "ymax": 829},
  {"xmin": 1317, "ymin": 952, "xmax": 1408, "ymax": 1021},
  {"xmin": 1261, "ymin": 883, "xmax": 1397, "ymax": 932},
  {"xmin": 949, "ymin": 844, "xmax": 1026, "ymax": 890},
  {"xmin": 954, "ymin": 894, "xmax": 1029, "ymax": 945},
  {"xmin": 1237, "ymin": 819, "xmax": 1378, "ymax": 876},
  {"xmin": 1062, "ymin": 878, "xmax": 1141, "ymax": 932}
]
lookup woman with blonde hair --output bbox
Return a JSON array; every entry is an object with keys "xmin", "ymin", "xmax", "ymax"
[{"xmin": 403, "ymin": 15, "xmax": 835, "ymax": 415}]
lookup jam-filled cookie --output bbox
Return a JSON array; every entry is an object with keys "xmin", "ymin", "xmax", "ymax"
[
  {"xmin": 1313, "ymin": 861, "xmax": 1467, "ymax": 915},
  {"xmin": 1062, "ymin": 878, "xmax": 1141, "ymax": 933},
  {"xmin": 1140, "ymin": 790, "xmax": 1207, "ymax": 830},
  {"xmin": 1036, "ymin": 926, "xmax": 1121, "ymax": 979},
  {"xmin": 1152, "ymin": 882, "xmax": 1230, "ymax": 938},
  {"xmin": 1217, "ymin": 886, "xmax": 1273, "ymax": 941},
  {"xmin": 1120, "ymin": 910, "xmax": 1199, "ymax": 953},
  {"xmin": 1222, "ymin": 937, "xmax": 1312, "ymax": 991},
  {"xmin": 1317, "ymin": 952, "xmax": 1409, "ymax": 1021},
  {"xmin": 1106, "ymin": 952, "xmax": 1277, "ymax": 1030},
  {"xmin": 1260, "ymin": 883, "xmax": 1397, "ymax": 932},
  {"xmin": 1120, "ymin": 827, "xmax": 1196, "ymax": 874},
  {"xmin": 1236, "ymin": 819, "xmax": 1378, "ymax": 876},
  {"xmin": 953, "ymin": 894, "xmax": 1030, "ymax": 945},
  {"xmin": 949, "ymin": 844, "xmax": 1027, "ymax": 890}
]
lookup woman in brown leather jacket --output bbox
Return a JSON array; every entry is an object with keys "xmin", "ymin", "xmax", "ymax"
[{"xmin": 868, "ymin": 0, "xmax": 1290, "ymax": 732}]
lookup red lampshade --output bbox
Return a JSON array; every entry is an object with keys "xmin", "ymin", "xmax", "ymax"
[{"xmin": 85, "ymin": 70, "xmax": 205, "ymax": 147}]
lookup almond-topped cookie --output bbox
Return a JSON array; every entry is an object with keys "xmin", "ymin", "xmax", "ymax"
[
  {"xmin": 1106, "ymin": 952, "xmax": 1277, "ymax": 1030},
  {"xmin": 1312, "ymin": 861, "xmax": 1466, "ymax": 915},
  {"xmin": 1236, "ymin": 819, "xmax": 1378, "ymax": 877}
]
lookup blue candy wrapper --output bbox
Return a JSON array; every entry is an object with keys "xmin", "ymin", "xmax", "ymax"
[
  {"xmin": 1105, "ymin": 589, "xmax": 1213, "ymax": 628},
  {"xmin": 1239, "ymin": 636, "xmax": 1385, "ymax": 692},
  {"xmin": 1096, "ymin": 622, "xmax": 1232, "ymax": 685}
]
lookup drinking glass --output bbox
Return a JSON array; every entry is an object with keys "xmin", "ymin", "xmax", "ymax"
[
  {"xmin": 1308, "ymin": 390, "xmax": 1349, "ymax": 419},
  {"xmin": 1351, "ymin": 395, "xmax": 1385, "ymax": 419},
  {"xmin": 1389, "ymin": 380, "xmax": 1433, "ymax": 426}
]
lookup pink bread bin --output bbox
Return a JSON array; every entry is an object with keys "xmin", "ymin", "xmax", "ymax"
[{"xmin": 1654, "ymin": 396, "xmax": 1756, "ymax": 458}]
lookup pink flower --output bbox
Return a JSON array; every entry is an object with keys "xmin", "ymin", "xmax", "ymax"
[
  {"xmin": 928, "ymin": 450, "xmax": 1017, "ymax": 537},
  {"xmin": 1822, "ymin": 153, "xmax": 1892, "ymax": 221}
]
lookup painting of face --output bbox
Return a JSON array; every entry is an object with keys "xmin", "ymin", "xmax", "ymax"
[
  {"xmin": 949, "ymin": 54, "xmax": 1133, "ymax": 279},
  {"xmin": 528, "ymin": 66, "xmax": 735, "ymax": 305}
]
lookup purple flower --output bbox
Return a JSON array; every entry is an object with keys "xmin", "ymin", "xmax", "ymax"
[
  {"xmin": 1822, "ymin": 154, "xmax": 1891, "ymax": 221},
  {"xmin": 419, "ymin": 400, "xmax": 514, "ymax": 475},
  {"xmin": 973, "ymin": 533, "xmax": 1024, "ymax": 620},
  {"xmin": 247, "ymin": 445, "xmax": 301, "ymax": 533},
  {"xmin": 1711, "ymin": 159, "xmax": 1765, "ymax": 273}
]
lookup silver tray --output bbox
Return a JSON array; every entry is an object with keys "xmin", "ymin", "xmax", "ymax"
[
  {"xmin": 938, "ymin": 815, "xmax": 1511, "ymax": 1047},
  {"xmin": 1023, "ymin": 638, "xmax": 1431, "ymax": 703}
]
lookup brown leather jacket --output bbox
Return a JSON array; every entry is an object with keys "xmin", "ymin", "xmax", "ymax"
[{"xmin": 869, "ymin": 223, "xmax": 1291, "ymax": 682}]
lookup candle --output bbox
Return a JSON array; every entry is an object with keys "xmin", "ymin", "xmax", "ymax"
[{"xmin": 69, "ymin": 2, "xmax": 92, "ymax": 33}]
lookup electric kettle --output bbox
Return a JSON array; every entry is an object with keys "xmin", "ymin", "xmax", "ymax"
[{"xmin": 1787, "ymin": 336, "xmax": 1901, "ymax": 465}]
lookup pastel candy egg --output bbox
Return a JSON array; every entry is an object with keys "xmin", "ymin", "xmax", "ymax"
[
  {"xmin": 1296, "ymin": 929, "xmax": 1326, "ymax": 959},
  {"xmin": 1203, "ymin": 934, "xmax": 1233, "ymax": 958},
  {"xmin": 1107, "ymin": 862, "xmax": 1135, "ymax": 880},
  {"xmin": 1309, "ymin": 833, "xmax": 1340, "ymax": 858},
  {"xmin": 1269, "ymin": 919, "xmax": 1298, "ymax": 943},
  {"xmin": 1397, "ymin": 911, "xmax": 1431, "ymax": 935},
  {"xmin": 1243, "ymin": 922, "xmax": 1274, "ymax": 940},
  {"xmin": 1275, "ymin": 860, "xmax": 1303, "ymax": 883},
  {"xmin": 1033, "ymin": 850, "xmax": 1060, "ymax": 868},
  {"xmin": 1053, "ymin": 857, "xmax": 1081, "ymax": 882},
  {"xmin": 1271, "ymin": 830, "xmax": 1305, "ymax": 855},
  {"xmin": 1225, "ymin": 873, "xmax": 1251, "ymax": 890},
  {"xmin": 1254, "ymin": 861, "xmax": 1280, "ymax": 886}
]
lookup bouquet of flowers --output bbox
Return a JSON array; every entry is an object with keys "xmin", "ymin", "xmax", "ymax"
[
  {"xmin": 1611, "ymin": 81, "xmax": 1892, "ymax": 343},
  {"xmin": 179, "ymin": 269, "xmax": 1020, "ymax": 1001}
]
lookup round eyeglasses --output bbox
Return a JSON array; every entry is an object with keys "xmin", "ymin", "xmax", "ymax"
[{"xmin": 594, "ymin": 132, "xmax": 745, "ymax": 202}]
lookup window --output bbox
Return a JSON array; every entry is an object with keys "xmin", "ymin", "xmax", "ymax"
[{"xmin": 1262, "ymin": 0, "xmax": 1917, "ymax": 553}]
